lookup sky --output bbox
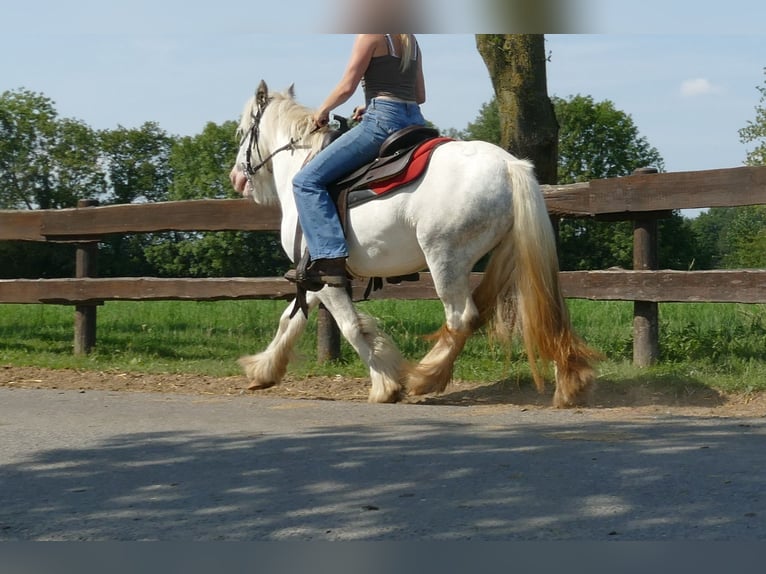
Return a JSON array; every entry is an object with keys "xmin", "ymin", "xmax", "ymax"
[{"xmin": 1, "ymin": 2, "xmax": 765, "ymax": 175}]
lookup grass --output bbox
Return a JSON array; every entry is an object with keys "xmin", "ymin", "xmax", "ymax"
[{"xmin": 1, "ymin": 299, "xmax": 765, "ymax": 395}]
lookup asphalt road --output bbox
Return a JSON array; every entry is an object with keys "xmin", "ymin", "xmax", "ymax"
[{"xmin": 1, "ymin": 387, "xmax": 764, "ymax": 541}]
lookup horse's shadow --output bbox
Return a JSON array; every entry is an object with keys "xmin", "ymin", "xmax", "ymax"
[{"xmin": 415, "ymin": 373, "xmax": 727, "ymax": 409}]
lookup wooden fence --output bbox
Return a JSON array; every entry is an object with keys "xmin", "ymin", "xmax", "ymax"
[{"xmin": 1, "ymin": 166, "xmax": 765, "ymax": 365}]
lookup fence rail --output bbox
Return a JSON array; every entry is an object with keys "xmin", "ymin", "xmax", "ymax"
[
  {"xmin": 2, "ymin": 270, "xmax": 765, "ymax": 305},
  {"xmin": 1, "ymin": 165, "xmax": 765, "ymax": 364},
  {"xmin": 2, "ymin": 166, "xmax": 763, "ymax": 242}
]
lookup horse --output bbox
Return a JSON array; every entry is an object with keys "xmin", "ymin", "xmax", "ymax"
[{"xmin": 229, "ymin": 81, "xmax": 601, "ymax": 407}]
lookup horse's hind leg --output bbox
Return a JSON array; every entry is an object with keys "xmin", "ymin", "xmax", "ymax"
[
  {"xmin": 553, "ymin": 346, "xmax": 599, "ymax": 407},
  {"xmin": 318, "ymin": 287, "xmax": 407, "ymax": 403},
  {"xmin": 239, "ymin": 293, "xmax": 320, "ymax": 390},
  {"xmin": 405, "ymin": 272, "xmax": 478, "ymax": 396}
]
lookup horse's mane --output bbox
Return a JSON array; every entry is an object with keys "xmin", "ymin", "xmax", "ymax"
[{"xmin": 238, "ymin": 90, "xmax": 327, "ymax": 157}]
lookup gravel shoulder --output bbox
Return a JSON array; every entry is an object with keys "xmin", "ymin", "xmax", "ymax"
[{"xmin": 2, "ymin": 365, "xmax": 764, "ymax": 419}]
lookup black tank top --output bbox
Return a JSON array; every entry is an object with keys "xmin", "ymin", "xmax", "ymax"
[{"xmin": 362, "ymin": 34, "xmax": 419, "ymax": 103}]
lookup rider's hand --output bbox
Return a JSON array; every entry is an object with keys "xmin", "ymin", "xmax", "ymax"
[
  {"xmin": 352, "ymin": 105, "xmax": 366, "ymax": 122},
  {"xmin": 313, "ymin": 109, "xmax": 330, "ymax": 129}
]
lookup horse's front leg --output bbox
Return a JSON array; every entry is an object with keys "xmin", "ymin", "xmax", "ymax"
[
  {"xmin": 319, "ymin": 287, "xmax": 408, "ymax": 403},
  {"xmin": 238, "ymin": 293, "xmax": 321, "ymax": 390}
]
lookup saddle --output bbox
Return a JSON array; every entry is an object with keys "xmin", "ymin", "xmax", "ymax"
[{"xmin": 326, "ymin": 125, "xmax": 443, "ymax": 204}]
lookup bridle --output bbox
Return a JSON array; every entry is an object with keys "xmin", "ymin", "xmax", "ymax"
[{"xmin": 240, "ymin": 95, "xmax": 320, "ymax": 188}]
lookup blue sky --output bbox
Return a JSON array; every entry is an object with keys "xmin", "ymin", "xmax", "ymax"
[{"xmin": 2, "ymin": 2, "xmax": 765, "ymax": 174}]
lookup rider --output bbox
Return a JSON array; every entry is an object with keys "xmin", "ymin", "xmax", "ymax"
[{"xmin": 287, "ymin": 34, "xmax": 427, "ymax": 288}]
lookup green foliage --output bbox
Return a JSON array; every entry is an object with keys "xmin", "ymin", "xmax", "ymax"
[
  {"xmin": 463, "ymin": 98, "xmax": 501, "ymax": 144},
  {"xmin": 658, "ymin": 304, "xmax": 766, "ymax": 394},
  {"xmin": 3, "ymin": 76, "xmax": 760, "ymax": 283},
  {"xmin": 0, "ymin": 89, "xmax": 105, "ymax": 279},
  {"xmin": 694, "ymin": 69, "xmax": 766, "ymax": 269},
  {"xmin": 658, "ymin": 215, "xmax": 701, "ymax": 270},
  {"xmin": 1, "ymin": 300, "xmax": 765, "ymax": 394},
  {"xmin": 0, "ymin": 88, "xmax": 289, "ymax": 279},
  {"xmin": 554, "ymin": 95, "xmax": 664, "ymax": 182},
  {"xmin": 99, "ymin": 122, "xmax": 173, "ymax": 204},
  {"xmin": 725, "ymin": 206, "xmax": 766, "ymax": 268},
  {"xmin": 0, "ymin": 89, "xmax": 103, "ymax": 209},
  {"xmin": 49, "ymin": 118, "xmax": 105, "ymax": 207},
  {"xmin": 461, "ymin": 94, "xmax": 666, "ymax": 177},
  {"xmin": 0, "ymin": 242, "xmax": 75, "ymax": 279},
  {"xmin": 143, "ymin": 231, "xmax": 289, "ymax": 278},
  {"xmin": 553, "ymin": 94, "xmax": 672, "ymax": 270},
  {"xmin": 739, "ymin": 67, "xmax": 766, "ymax": 167},
  {"xmin": 557, "ymin": 219, "xmax": 632, "ymax": 269},
  {"xmin": 151, "ymin": 120, "xmax": 290, "ymax": 277},
  {"xmin": 168, "ymin": 121, "xmax": 240, "ymax": 200},
  {"xmin": 457, "ymin": 94, "xmax": 701, "ymax": 271},
  {"xmin": 690, "ymin": 206, "xmax": 766, "ymax": 269},
  {"xmin": 0, "ymin": 88, "xmax": 58, "ymax": 209},
  {"xmin": 97, "ymin": 235, "xmax": 157, "ymax": 278}
]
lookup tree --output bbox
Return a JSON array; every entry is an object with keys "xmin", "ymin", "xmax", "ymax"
[
  {"xmin": 168, "ymin": 121, "xmax": 240, "ymax": 200},
  {"xmin": 96, "ymin": 122, "xmax": 174, "ymax": 276},
  {"xmin": 463, "ymin": 98, "xmax": 501, "ymax": 144},
  {"xmin": 711, "ymin": 67, "xmax": 766, "ymax": 269},
  {"xmin": 553, "ymin": 94, "xmax": 675, "ymax": 270},
  {"xmin": 689, "ymin": 68, "xmax": 766, "ymax": 271},
  {"xmin": 0, "ymin": 89, "xmax": 103, "ymax": 210},
  {"xmin": 692, "ymin": 206, "xmax": 766, "ymax": 269},
  {"xmin": 476, "ymin": 34, "xmax": 559, "ymax": 184},
  {"xmin": 554, "ymin": 95, "xmax": 664, "ymax": 182},
  {"xmin": 143, "ymin": 120, "xmax": 290, "ymax": 278},
  {"xmin": 99, "ymin": 122, "xmax": 173, "ymax": 204},
  {"xmin": 0, "ymin": 89, "xmax": 103, "ymax": 278},
  {"xmin": 739, "ymin": 67, "xmax": 766, "ymax": 167},
  {"xmin": 460, "ymin": 92, "xmax": 703, "ymax": 270},
  {"xmin": 725, "ymin": 206, "xmax": 766, "ymax": 268},
  {"xmin": 50, "ymin": 118, "xmax": 105, "ymax": 207}
]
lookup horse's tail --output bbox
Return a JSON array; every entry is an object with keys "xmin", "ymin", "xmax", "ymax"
[{"xmin": 472, "ymin": 159, "xmax": 601, "ymax": 407}]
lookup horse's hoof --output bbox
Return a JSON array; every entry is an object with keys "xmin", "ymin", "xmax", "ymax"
[
  {"xmin": 368, "ymin": 391, "xmax": 401, "ymax": 404},
  {"xmin": 247, "ymin": 380, "xmax": 277, "ymax": 391}
]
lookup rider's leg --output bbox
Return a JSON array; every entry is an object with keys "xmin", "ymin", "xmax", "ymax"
[{"xmin": 290, "ymin": 99, "xmax": 426, "ymax": 287}]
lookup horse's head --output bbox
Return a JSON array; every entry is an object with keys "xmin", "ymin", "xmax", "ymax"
[
  {"xmin": 230, "ymin": 80, "xmax": 279, "ymax": 204},
  {"xmin": 230, "ymin": 80, "xmax": 320, "ymax": 206}
]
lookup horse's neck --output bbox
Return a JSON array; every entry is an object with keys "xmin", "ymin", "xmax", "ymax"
[{"xmin": 272, "ymin": 143, "xmax": 309, "ymax": 217}]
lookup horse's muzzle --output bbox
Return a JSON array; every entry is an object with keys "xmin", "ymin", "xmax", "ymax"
[{"xmin": 229, "ymin": 166, "xmax": 250, "ymax": 196}]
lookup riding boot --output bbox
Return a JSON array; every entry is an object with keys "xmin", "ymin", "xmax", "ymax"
[{"xmin": 284, "ymin": 257, "xmax": 348, "ymax": 289}]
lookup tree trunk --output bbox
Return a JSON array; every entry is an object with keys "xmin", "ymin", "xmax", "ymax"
[{"xmin": 476, "ymin": 34, "xmax": 559, "ymax": 185}]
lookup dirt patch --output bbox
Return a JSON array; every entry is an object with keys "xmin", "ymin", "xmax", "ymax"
[{"xmin": 1, "ymin": 365, "xmax": 764, "ymax": 419}]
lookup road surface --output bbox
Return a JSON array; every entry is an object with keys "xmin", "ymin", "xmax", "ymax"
[{"xmin": 1, "ymin": 387, "xmax": 764, "ymax": 540}]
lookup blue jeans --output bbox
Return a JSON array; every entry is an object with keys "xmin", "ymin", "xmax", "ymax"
[{"xmin": 292, "ymin": 98, "xmax": 426, "ymax": 260}]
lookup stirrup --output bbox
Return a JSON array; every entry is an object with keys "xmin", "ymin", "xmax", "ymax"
[{"xmin": 284, "ymin": 249, "xmax": 346, "ymax": 291}]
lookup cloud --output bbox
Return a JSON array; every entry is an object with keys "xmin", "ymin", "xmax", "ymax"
[{"xmin": 680, "ymin": 78, "xmax": 723, "ymax": 98}]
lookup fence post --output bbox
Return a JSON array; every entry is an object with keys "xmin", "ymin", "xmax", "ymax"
[
  {"xmin": 317, "ymin": 304, "xmax": 341, "ymax": 363},
  {"xmin": 632, "ymin": 167, "xmax": 660, "ymax": 367},
  {"xmin": 74, "ymin": 199, "xmax": 99, "ymax": 355}
]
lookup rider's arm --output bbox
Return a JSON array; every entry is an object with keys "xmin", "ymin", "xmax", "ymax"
[{"xmin": 314, "ymin": 34, "xmax": 380, "ymax": 127}]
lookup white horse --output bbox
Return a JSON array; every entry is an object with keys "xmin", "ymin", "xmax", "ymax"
[{"xmin": 229, "ymin": 82, "xmax": 600, "ymax": 407}]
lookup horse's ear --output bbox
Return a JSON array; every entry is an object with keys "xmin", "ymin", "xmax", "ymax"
[
  {"xmin": 256, "ymin": 80, "xmax": 269, "ymax": 107},
  {"xmin": 287, "ymin": 83, "xmax": 296, "ymax": 99}
]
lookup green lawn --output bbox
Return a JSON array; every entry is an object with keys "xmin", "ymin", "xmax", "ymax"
[{"xmin": 1, "ymin": 299, "xmax": 764, "ymax": 394}]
